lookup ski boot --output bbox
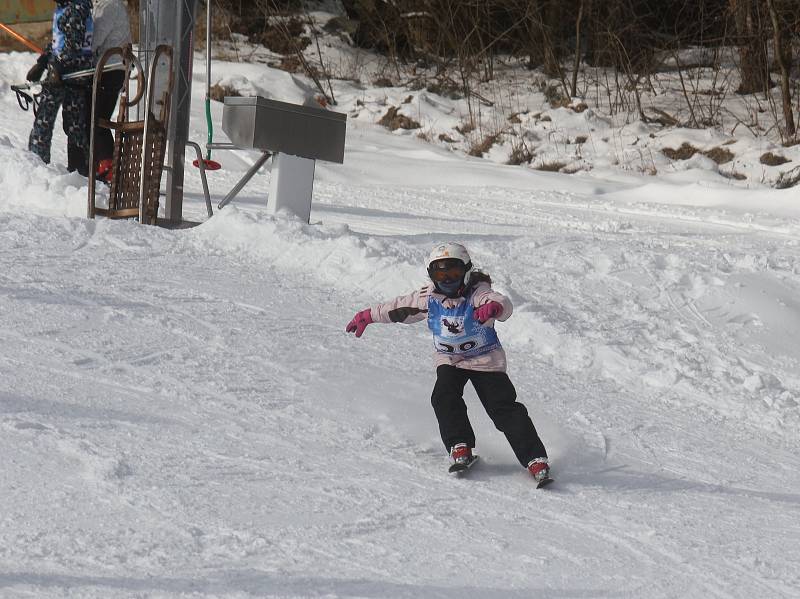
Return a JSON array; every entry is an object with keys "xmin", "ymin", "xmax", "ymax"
[
  {"xmin": 527, "ymin": 457, "xmax": 553, "ymax": 488},
  {"xmin": 449, "ymin": 443, "xmax": 478, "ymax": 473}
]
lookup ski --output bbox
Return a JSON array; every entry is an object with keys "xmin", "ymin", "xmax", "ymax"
[
  {"xmin": 448, "ymin": 455, "xmax": 479, "ymax": 474},
  {"xmin": 535, "ymin": 476, "xmax": 555, "ymax": 489},
  {"xmin": 61, "ymin": 62, "xmax": 126, "ymax": 82}
]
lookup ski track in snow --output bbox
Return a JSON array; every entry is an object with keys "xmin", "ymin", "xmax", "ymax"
[{"xmin": 1, "ymin": 59, "xmax": 800, "ymax": 598}]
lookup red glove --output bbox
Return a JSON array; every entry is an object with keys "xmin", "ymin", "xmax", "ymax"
[
  {"xmin": 474, "ymin": 301, "xmax": 503, "ymax": 323},
  {"xmin": 346, "ymin": 309, "xmax": 373, "ymax": 338}
]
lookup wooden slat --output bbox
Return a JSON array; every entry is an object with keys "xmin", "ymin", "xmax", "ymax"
[
  {"xmin": 98, "ymin": 119, "xmax": 145, "ymax": 133},
  {"xmin": 93, "ymin": 207, "xmax": 140, "ymax": 218}
]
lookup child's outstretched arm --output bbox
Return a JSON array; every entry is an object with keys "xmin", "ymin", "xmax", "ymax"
[
  {"xmin": 345, "ymin": 287, "xmax": 429, "ymax": 338},
  {"xmin": 474, "ymin": 301, "xmax": 504, "ymax": 323},
  {"xmin": 345, "ymin": 309, "xmax": 373, "ymax": 338},
  {"xmin": 472, "ymin": 281, "xmax": 513, "ymax": 324}
]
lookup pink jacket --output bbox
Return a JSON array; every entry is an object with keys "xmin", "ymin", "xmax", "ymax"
[{"xmin": 369, "ymin": 274, "xmax": 513, "ymax": 372}]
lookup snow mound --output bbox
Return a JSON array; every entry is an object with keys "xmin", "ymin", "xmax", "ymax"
[{"xmin": 0, "ymin": 137, "xmax": 88, "ymax": 218}]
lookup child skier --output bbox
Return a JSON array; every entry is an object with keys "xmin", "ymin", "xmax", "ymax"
[
  {"xmin": 26, "ymin": 0, "xmax": 94, "ymax": 175},
  {"xmin": 345, "ymin": 242, "xmax": 550, "ymax": 483}
]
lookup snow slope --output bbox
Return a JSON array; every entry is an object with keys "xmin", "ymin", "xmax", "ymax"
[{"xmin": 1, "ymin": 50, "xmax": 800, "ymax": 598}]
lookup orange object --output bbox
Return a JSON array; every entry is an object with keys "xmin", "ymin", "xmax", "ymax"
[
  {"xmin": 96, "ymin": 158, "xmax": 113, "ymax": 183},
  {"xmin": 192, "ymin": 158, "xmax": 221, "ymax": 171},
  {"xmin": 0, "ymin": 22, "xmax": 43, "ymax": 53}
]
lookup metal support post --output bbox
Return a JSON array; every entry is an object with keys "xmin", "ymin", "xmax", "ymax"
[
  {"xmin": 164, "ymin": 0, "xmax": 198, "ymax": 224},
  {"xmin": 186, "ymin": 141, "xmax": 213, "ymax": 217},
  {"xmin": 139, "ymin": 0, "xmax": 198, "ymax": 225},
  {"xmin": 217, "ymin": 152, "xmax": 273, "ymax": 210},
  {"xmin": 267, "ymin": 153, "xmax": 316, "ymax": 223}
]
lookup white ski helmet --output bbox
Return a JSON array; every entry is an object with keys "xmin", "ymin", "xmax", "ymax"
[{"xmin": 426, "ymin": 242, "xmax": 473, "ymax": 290}]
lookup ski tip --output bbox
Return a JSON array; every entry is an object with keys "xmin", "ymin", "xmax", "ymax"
[{"xmin": 448, "ymin": 455, "xmax": 479, "ymax": 474}]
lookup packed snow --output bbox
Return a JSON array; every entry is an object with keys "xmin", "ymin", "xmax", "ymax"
[{"xmin": 1, "ymin": 39, "xmax": 800, "ymax": 599}]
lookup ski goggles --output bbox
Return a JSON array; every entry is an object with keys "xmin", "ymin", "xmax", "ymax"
[{"xmin": 429, "ymin": 264, "xmax": 466, "ymax": 282}]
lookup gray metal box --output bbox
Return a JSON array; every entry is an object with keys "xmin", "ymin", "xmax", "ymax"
[{"xmin": 222, "ymin": 96, "xmax": 347, "ymax": 164}]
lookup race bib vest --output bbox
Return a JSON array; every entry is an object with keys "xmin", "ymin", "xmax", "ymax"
[{"xmin": 427, "ymin": 292, "xmax": 501, "ymax": 357}]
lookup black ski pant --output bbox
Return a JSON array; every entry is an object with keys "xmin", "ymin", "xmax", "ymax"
[
  {"xmin": 86, "ymin": 70, "xmax": 125, "ymax": 164},
  {"xmin": 431, "ymin": 364, "xmax": 547, "ymax": 466},
  {"xmin": 29, "ymin": 82, "xmax": 89, "ymax": 175}
]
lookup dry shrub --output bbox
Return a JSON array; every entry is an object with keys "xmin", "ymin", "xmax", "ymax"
[
  {"xmin": 439, "ymin": 133, "xmax": 457, "ymax": 143},
  {"xmin": 535, "ymin": 161, "xmax": 567, "ymax": 172},
  {"xmin": 662, "ymin": 142, "xmax": 699, "ymax": 160},
  {"xmin": 720, "ymin": 170, "xmax": 747, "ymax": 181},
  {"xmin": 468, "ymin": 133, "xmax": 501, "ymax": 157},
  {"xmin": 456, "ymin": 121, "xmax": 476, "ymax": 135},
  {"xmin": 776, "ymin": 166, "xmax": 800, "ymax": 188},
  {"xmin": 760, "ymin": 152, "xmax": 790, "ymax": 166},
  {"xmin": 702, "ymin": 147, "xmax": 734, "ymax": 164},
  {"xmin": 507, "ymin": 140, "xmax": 535, "ymax": 165},
  {"xmin": 649, "ymin": 109, "xmax": 679, "ymax": 127},
  {"xmin": 270, "ymin": 55, "xmax": 305, "ymax": 73},
  {"xmin": 574, "ymin": 135, "xmax": 588, "ymax": 144},
  {"xmin": 663, "ymin": 144, "xmax": 734, "ymax": 164},
  {"xmin": 378, "ymin": 106, "xmax": 421, "ymax": 130},
  {"xmin": 209, "ymin": 84, "xmax": 241, "ymax": 102},
  {"xmin": 372, "ymin": 77, "xmax": 394, "ymax": 87},
  {"xmin": 253, "ymin": 18, "xmax": 310, "ymax": 55},
  {"xmin": 323, "ymin": 16, "xmax": 356, "ymax": 35},
  {"xmin": 571, "ymin": 103, "xmax": 589, "ymax": 113},
  {"xmin": 426, "ymin": 80, "xmax": 463, "ymax": 100},
  {"xmin": 542, "ymin": 84, "xmax": 569, "ymax": 108}
]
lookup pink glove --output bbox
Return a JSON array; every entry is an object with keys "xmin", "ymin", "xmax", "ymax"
[
  {"xmin": 346, "ymin": 309, "xmax": 373, "ymax": 338},
  {"xmin": 474, "ymin": 301, "xmax": 503, "ymax": 323}
]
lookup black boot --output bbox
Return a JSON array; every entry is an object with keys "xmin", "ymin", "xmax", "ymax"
[{"xmin": 67, "ymin": 144, "xmax": 88, "ymax": 177}]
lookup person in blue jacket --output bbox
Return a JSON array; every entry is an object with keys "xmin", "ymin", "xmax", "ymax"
[{"xmin": 26, "ymin": 0, "xmax": 94, "ymax": 175}]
